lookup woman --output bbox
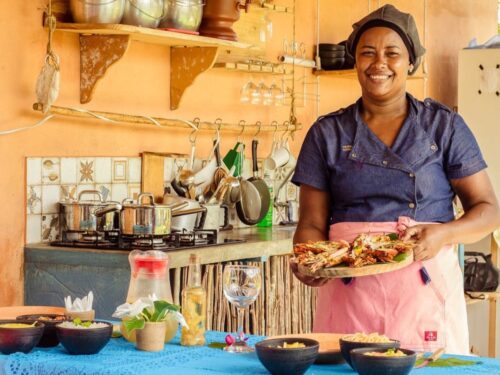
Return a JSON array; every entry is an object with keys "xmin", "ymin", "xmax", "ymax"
[{"xmin": 291, "ymin": 4, "xmax": 500, "ymax": 354}]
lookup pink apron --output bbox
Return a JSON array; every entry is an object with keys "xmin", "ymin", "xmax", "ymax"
[{"xmin": 313, "ymin": 216, "xmax": 469, "ymax": 355}]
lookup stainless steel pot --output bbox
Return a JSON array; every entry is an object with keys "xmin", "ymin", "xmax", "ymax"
[
  {"xmin": 121, "ymin": 193, "xmax": 176, "ymax": 235},
  {"xmin": 59, "ymin": 190, "xmax": 122, "ymax": 232},
  {"xmin": 122, "ymin": 0, "xmax": 164, "ymax": 28},
  {"xmin": 70, "ymin": 0, "xmax": 125, "ymax": 23},
  {"xmin": 159, "ymin": 0, "xmax": 205, "ymax": 31},
  {"xmin": 163, "ymin": 194, "xmax": 206, "ymax": 231}
]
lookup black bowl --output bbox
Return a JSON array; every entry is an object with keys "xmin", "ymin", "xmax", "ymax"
[
  {"xmin": 318, "ymin": 43, "xmax": 345, "ymax": 52},
  {"xmin": 339, "ymin": 337, "xmax": 400, "ymax": 369},
  {"xmin": 56, "ymin": 320, "xmax": 112, "ymax": 355},
  {"xmin": 320, "ymin": 57, "xmax": 345, "ymax": 70},
  {"xmin": 16, "ymin": 314, "xmax": 67, "ymax": 347},
  {"xmin": 0, "ymin": 319, "xmax": 45, "ymax": 354},
  {"xmin": 319, "ymin": 50, "xmax": 346, "ymax": 59},
  {"xmin": 255, "ymin": 338, "xmax": 319, "ymax": 375},
  {"xmin": 350, "ymin": 347, "xmax": 417, "ymax": 375}
]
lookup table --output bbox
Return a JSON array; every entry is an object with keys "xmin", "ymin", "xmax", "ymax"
[{"xmin": 1, "ymin": 331, "xmax": 500, "ymax": 375}]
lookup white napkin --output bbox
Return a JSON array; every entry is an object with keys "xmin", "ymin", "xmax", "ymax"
[{"xmin": 65, "ymin": 291, "xmax": 94, "ymax": 312}]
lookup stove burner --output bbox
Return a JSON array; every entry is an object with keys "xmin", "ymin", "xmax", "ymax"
[{"xmin": 81, "ymin": 233, "xmax": 103, "ymax": 242}]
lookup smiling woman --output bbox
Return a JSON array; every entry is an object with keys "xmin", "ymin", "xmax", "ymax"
[{"xmin": 290, "ymin": 4, "xmax": 500, "ymax": 356}]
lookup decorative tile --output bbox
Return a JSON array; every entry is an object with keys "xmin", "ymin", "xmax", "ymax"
[
  {"xmin": 60, "ymin": 158, "xmax": 77, "ymax": 184},
  {"xmin": 41, "ymin": 214, "xmax": 60, "ymax": 242},
  {"xmin": 111, "ymin": 184, "xmax": 128, "ymax": 202},
  {"xmin": 94, "ymin": 157, "xmax": 112, "ymax": 184},
  {"xmin": 26, "ymin": 214, "xmax": 42, "ymax": 244},
  {"xmin": 128, "ymin": 183, "xmax": 141, "ymax": 201},
  {"xmin": 286, "ymin": 183, "xmax": 297, "ymax": 201},
  {"xmin": 79, "ymin": 158, "xmax": 95, "ymax": 183},
  {"xmin": 173, "ymin": 158, "xmax": 188, "ymax": 174},
  {"xmin": 27, "ymin": 158, "xmax": 42, "ymax": 185},
  {"xmin": 27, "ymin": 185, "xmax": 42, "ymax": 214},
  {"xmin": 164, "ymin": 157, "xmax": 175, "ymax": 183},
  {"xmin": 42, "ymin": 158, "xmax": 60, "ymax": 184},
  {"xmin": 96, "ymin": 184, "xmax": 112, "ymax": 202},
  {"xmin": 42, "ymin": 185, "xmax": 60, "ymax": 214},
  {"xmin": 128, "ymin": 157, "xmax": 141, "ymax": 183},
  {"xmin": 112, "ymin": 158, "xmax": 128, "ymax": 183},
  {"xmin": 60, "ymin": 185, "xmax": 77, "ymax": 201}
]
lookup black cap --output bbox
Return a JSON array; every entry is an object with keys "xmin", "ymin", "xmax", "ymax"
[{"xmin": 346, "ymin": 4, "xmax": 425, "ymax": 75}]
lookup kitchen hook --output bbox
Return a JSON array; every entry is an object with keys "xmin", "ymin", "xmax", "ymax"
[{"xmin": 237, "ymin": 120, "xmax": 246, "ymax": 142}]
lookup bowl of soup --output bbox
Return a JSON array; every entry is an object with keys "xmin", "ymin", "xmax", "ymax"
[
  {"xmin": 16, "ymin": 314, "xmax": 66, "ymax": 347},
  {"xmin": 0, "ymin": 320, "xmax": 45, "ymax": 354},
  {"xmin": 350, "ymin": 347, "xmax": 417, "ymax": 375}
]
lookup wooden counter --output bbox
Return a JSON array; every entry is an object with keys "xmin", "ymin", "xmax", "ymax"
[{"xmin": 24, "ymin": 226, "xmax": 317, "ymax": 336}]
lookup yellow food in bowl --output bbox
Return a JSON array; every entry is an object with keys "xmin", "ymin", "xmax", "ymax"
[
  {"xmin": 278, "ymin": 342, "xmax": 306, "ymax": 349},
  {"xmin": 364, "ymin": 349, "xmax": 407, "ymax": 357},
  {"xmin": 0, "ymin": 323, "xmax": 35, "ymax": 328},
  {"xmin": 342, "ymin": 332, "xmax": 393, "ymax": 343}
]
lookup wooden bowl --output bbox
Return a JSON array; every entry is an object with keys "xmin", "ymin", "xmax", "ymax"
[{"xmin": 0, "ymin": 320, "xmax": 44, "ymax": 354}]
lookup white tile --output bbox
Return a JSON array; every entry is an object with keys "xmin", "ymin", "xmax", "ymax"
[
  {"xmin": 42, "ymin": 158, "xmax": 60, "ymax": 184},
  {"xmin": 42, "ymin": 185, "xmax": 61, "ymax": 214},
  {"xmin": 95, "ymin": 157, "xmax": 112, "ymax": 184},
  {"xmin": 60, "ymin": 158, "xmax": 77, "ymax": 184},
  {"xmin": 128, "ymin": 157, "xmax": 142, "ymax": 183},
  {"xmin": 128, "ymin": 183, "xmax": 141, "ymax": 201},
  {"xmin": 77, "ymin": 185, "xmax": 97, "ymax": 198},
  {"xmin": 78, "ymin": 158, "xmax": 95, "ymax": 183},
  {"xmin": 27, "ymin": 185, "xmax": 42, "ymax": 214},
  {"xmin": 111, "ymin": 184, "xmax": 128, "ymax": 202},
  {"xmin": 27, "ymin": 158, "xmax": 42, "ymax": 185},
  {"xmin": 41, "ymin": 214, "xmax": 60, "ymax": 242},
  {"xmin": 26, "ymin": 214, "xmax": 42, "ymax": 243},
  {"xmin": 112, "ymin": 158, "xmax": 128, "ymax": 183}
]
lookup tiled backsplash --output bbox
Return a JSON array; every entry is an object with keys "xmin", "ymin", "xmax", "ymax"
[{"xmin": 26, "ymin": 156, "xmax": 299, "ymax": 243}]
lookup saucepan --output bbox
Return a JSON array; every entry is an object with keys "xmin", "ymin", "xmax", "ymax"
[
  {"xmin": 163, "ymin": 194, "xmax": 207, "ymax": 231},
  {"xmin": 60, "ymin": 190, "xmax": 121, "ymax": 232}
]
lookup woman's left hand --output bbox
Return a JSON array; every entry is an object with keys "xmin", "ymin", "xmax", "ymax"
[{"xmin": 401, "ymin": 224, "xmax": 450, "ymax": 261}]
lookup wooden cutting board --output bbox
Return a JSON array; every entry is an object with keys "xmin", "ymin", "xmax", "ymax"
[
  {"xmin": 141, "ymin": 152, "xmax": 165, "ymax": 203},
  {"xmin": 298, "ymin": 251, "xmax": 414, "ymax": 278}
]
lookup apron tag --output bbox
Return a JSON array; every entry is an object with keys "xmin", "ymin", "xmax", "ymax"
[{"xmin": 424, "ymin": 331, "xmax": 438, "ymax": 341}]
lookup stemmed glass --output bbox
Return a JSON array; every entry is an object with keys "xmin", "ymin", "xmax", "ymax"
[{"xmin": 223, "ymin": 264, "xmax": 262, "ymax": 353}]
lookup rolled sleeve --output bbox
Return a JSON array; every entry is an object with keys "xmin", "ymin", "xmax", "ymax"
[
  {"xmin": 445, "ymin": 113, "xmax": 487, "ymax": 179},
  {"xmin": 291, "ymin": 123, "xmax": 330, "ymax": 191}
]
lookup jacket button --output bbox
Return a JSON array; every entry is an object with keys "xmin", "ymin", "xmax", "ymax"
[
  {"xmin": 409, "ymin": 173, "xmax": 415, "ymax": 178},
  {"xmin": 431, "ymin": 145, "xmax": 438, "ymax": 151},
  {"xmin": 409, "ymin": 202, "xmax": 416, "ymax": 209},
  {"xmin": 382, "ymin": 160, "xmax": 388, "ymax": 166},
  {"xmin": 352, "ymin": 153, "xmax": 357, "ymax": 158}
]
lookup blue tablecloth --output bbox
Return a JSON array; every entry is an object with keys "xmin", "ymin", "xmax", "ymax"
[{"xmin": 1, "ymin": 331, "xmax": 499, "ymax": 375}]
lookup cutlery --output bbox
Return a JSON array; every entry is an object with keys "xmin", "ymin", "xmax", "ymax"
[{"xmin": 415, "ymin": 347, "xmax": 445, "ymax": 368}]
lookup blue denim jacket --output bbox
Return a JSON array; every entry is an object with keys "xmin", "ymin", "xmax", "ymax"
[{"xmin": 292, "ymin": 94, "xmax": 487, "ymax": 224}]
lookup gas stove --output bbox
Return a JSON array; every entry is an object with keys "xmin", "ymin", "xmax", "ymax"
[{"xmin": 50, "ymin": 229, "xmax": 245, "ymax": 251}]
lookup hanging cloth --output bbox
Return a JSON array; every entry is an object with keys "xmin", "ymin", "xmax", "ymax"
[{"xmin": 36, "ymin": 2, "xmax": 60, "ymax": 113}]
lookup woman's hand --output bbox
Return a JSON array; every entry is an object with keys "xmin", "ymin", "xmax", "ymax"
[
  {"xmin": 289, "ymin": 258, "xmax": 329, "ymax": 287},
  {"xmin": 401, "ymin": 224, "xmax": 450, "ymax": 261}
]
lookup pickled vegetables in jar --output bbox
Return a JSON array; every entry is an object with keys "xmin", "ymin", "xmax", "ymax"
[{"xmin": 181, "ymin": 254, "xmax": 206, "ymax": 346}]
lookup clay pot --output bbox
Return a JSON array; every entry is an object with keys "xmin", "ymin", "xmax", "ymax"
[
  {"xmin": 136, "ymin": 322, "xmax": 166, "ymax": 352},
  {"xmin": 199, "ymin": 0, "xmax": 249, "ymax": 41}
]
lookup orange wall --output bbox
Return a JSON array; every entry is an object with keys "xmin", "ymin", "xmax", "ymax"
[{"xmin": 0, "ymin": 0, "xmax": 496, "ymax": 305}]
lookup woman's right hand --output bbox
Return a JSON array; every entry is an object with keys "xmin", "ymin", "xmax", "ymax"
[{"xmin": 289, "ymin": 258, "xmax": 329, "ymax": 287}]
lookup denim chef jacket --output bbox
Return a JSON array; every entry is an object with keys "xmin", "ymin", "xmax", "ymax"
[{"xmin": 291, "ymin": 93, "xmax": 487, "ymax": 225}]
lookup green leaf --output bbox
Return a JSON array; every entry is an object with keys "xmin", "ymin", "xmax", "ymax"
[
  {"xmin": 123, "ymin": 317, "xmax": 145, "ymax": 334},
  {"xmin": 208, "ymin": 342, "xmax": 227, "ymax": 349},
  {"xmin": 150, "ymin": 300, "xmax": 180, "ymax": 322},
  {"xmin": 388, "ymin": 233, "xmax": 399, "ymax": 241},
  {"xmin": 415, "ymin": 358, "xmax": 479, "ymax": 368},
  {"xmin": 393, "ymin": 252, "xmax": 408, "ymax": 262}
]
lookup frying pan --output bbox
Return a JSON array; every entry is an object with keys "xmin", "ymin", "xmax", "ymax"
[{"xmin": 236, "ymin": 139, "xmax": 270, "ymax": 225}]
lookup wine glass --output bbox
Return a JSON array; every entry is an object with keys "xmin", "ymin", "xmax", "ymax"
[{"xmin": 223, "ymin": 264, "xmax": 262, "ymax": 353}]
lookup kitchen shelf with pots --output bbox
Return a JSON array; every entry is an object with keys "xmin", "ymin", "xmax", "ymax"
[
  {"xmin": 50, "ymin": 21, "xmax": 257, "ymax": 110},
  {"xmin": 313, "ymin": 68, "xmax": 427, "ymax": 80}
]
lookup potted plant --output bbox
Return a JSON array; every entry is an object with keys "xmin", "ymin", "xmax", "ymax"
[{"xmin": 113, "ymin": 295, "xmax": 186, "ymax": 352}]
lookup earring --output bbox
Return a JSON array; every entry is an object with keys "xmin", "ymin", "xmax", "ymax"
[{"xmin": 408, "ymin": 64, "xmax": 414, "ymax": 74}]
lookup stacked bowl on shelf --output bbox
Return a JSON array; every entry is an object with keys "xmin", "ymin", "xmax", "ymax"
[
  {"xmin": 317, "ymin": 43, "xmax": 346, "ymax": 71},
  {"xmin": 69, "ymin": 0, "xmax": 204, "ymax": 33}
]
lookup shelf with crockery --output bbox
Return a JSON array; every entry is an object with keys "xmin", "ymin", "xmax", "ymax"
[
  {"xmin": 50, "ymin": 21, "xmax": 257, "ymax": 110},
  {"xmin": 313, "ymin": 68, "xmax": 427, "ymax": 80}
]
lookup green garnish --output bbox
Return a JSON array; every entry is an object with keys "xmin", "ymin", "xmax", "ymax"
[
  {"xmin": 387, "ymin": 233, "xmax": 399, "ymax": 241},
  {"xmin": 208, "ymin": 342, "xmax": 227, "ymax": 349},
  {"xmin": 72, "ymin": 318, "xmax": 92, "ymax": 327}
]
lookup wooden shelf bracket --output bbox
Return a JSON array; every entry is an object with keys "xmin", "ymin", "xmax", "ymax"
[
  {"xmin": 170, "ymin": 46, "xmax": 219, "ymax": 110},
  {"xmin": 80, "ymin": 34, "xmax": 130, "ymax": 103}
]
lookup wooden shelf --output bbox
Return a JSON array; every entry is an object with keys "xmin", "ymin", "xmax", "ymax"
[
  {"xmin": 53, "ymin": 23, "xmax": 257, "ymax": 110},
  {"xmin": 465, "ymin": 291, "xmax": 499, "ymax": 305},
  {"xmin": 213, "ymin": 61, "xmax": 288, "ymax": 75},
  {"xmin": 55, "ymin": 22, "xmax": 254, "ymax": 50},
  {"xmin": 313, "ymin": 68, "xmax": 427, "ymax": 80}
]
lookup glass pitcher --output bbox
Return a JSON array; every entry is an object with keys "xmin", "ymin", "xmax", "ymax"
[{"xmin": 122, "ymin": 250, "xmax": 178, "ymax": 343}]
